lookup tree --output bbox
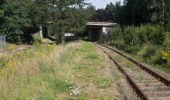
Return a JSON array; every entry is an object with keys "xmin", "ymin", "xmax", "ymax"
[
  {"xmin": 149, "ymin": 0, "xmax": 170, "ymax": 29},
  {"xmin": 2, "ymin": 0, "xmax": 32, "ymax": 43},
  {"xmin": 114, "ymin": 2, "xmax": 125, "ymax": 24},
  {"xmin": 105, "ymin": 3, "xmax": 115, "ymax": 21},
  {"xmin": 0, "ymin": 0, "xmax": 4, "ymax": 34},
  {"xmin": 55, "ymin": 0, "xmax": 90, "ymax": 43},
  {"xmin": 86, "ymin": 5, "xmax": 96, "ymax": 21},
  {"xmin": 123, "ymin": 0, "xmax": 151, "ymax": 25},
  {"xmin": 95, "ymin": 9, "xmax": 106, "ymax": 21},
  {"xmin": 31, "ymin": 0, "xmax": 51, "ymax": 38},
  {"xmin": 31, "ymin": 0, "xmax": 90, "ymax": 43}
]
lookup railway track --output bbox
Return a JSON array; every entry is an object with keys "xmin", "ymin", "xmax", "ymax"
[{"xmin": 96, "ymin": 43, "xmax": 170, "ymax": 100}]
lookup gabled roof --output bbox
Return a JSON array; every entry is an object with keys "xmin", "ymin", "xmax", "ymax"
[{"xmin": 87, "ymin": 22, "xmax": 116, "ymax": 27}]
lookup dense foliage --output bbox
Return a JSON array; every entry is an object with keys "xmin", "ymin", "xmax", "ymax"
[
  {"xmin": 0, "ymin": 0, "xmax": 92, "ymax": 43},
  {"xmin": 2, "ymin": 0, "xmax": 32, "ymax": 43},
  {"xmin": 109, "ymin": 25, "xmax": 170, "ymax": 68}
]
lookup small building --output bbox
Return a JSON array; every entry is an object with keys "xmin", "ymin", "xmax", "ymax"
[{"xmin": 86, "ymin": 22, "xmax": 116, "ymax": 41}]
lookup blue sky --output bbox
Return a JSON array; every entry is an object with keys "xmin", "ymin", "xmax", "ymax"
[{"xmin": 85, "ymin": 0, "xmax": 123, "ymax": 9}]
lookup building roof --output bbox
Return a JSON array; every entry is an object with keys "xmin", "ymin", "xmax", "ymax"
[{"xmin": 87, "ymin": 22, "xmax": 116, "ymax": 27}]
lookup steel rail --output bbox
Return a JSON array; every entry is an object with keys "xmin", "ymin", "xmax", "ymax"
[
  {"xmin": 100, "ymin": 44, "xmax": 170, "ymax": 86},
  {"xmin": 96, "ymin": 44, "xmax": 149, "ymax": 100}
]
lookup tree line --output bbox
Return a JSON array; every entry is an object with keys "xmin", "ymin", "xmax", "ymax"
[
  {"xmin": 0, "ymin": 0, "xmax": 93, "ymax": 43},
  {"xmin": 91, "ymin": 0, "xmax": 170, "ymax": 28}
]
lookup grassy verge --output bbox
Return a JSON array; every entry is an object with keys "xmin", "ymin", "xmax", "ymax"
[
  {"xmin": 0, "ymin": 41, "xmax": 119, "ymax": 100},
  {"xmin": 137, "ymin": 54, "xmax": 170, "ymax": 74},
  {"xmin": 109, "ymin": 45, "xmax": 170, "ymax": 74}
]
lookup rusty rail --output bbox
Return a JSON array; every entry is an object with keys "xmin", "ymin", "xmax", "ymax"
[
  {"xmin": 96, "ymin": 44, "xmax": 149, "ymax": 100},
  {"xmin": 100, "ymin": 44, "xmax": 170, "ymax": 86},
  {"xmin": 96, "ymin": 43, "xmax": 170, "ymax": 100}
]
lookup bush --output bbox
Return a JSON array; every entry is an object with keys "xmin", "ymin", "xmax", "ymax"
[
  {"xmin": 137, "ymin": 44, "xmax": 156, "ymax": 58},
  {"xmin": 163, "ymin": 32, "xmax": 170, "ymax": 49},
  {"xmin": 144, "ymin": 25, "xmax": 163, "ymax": 45},
  {"xmin": 32, "ymin": 33, "xmax": 42, "ymax": 44},
  {"xmin": 110, "ymin": 25, "xmax": 123, "ymax": 45},
  {"xmin": 122, "ymin": 26, "xmax": 142, "ymax": 54},
  {"xmin": 107, "ymin": 24, "xmax": 170, "ymax": 68},
  {"xmin": 122, "ymin": 25, "xmax": 163, "ymax": 46},
  {"xmin": 151, "ymin": 51, "xmax": 163, "ymax": 64},
  {"xmin": 123, "ymin": 26, "xmax": 137, "ymax": 45},
  {"xmin": 112, "ymin": 25, "xmax": 123, "ymax": 41}
]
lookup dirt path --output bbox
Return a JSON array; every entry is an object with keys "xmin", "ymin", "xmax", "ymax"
[
  {"xmin": 95, "ymin": 44, "xmax": 139, "ymax": 100},
  {"xmin": 0, "ymin": 45, "xmax": 32, "ymax": 56}
]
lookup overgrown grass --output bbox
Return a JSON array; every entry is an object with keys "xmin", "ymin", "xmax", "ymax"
[{"xmin": 0, "ymin": 41, "xmax": 120, "ymax": 99}]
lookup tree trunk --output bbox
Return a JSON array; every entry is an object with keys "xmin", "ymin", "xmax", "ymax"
[{"xmin": 42, "ymin": 25, "xmax": 48, "ymax": 38}]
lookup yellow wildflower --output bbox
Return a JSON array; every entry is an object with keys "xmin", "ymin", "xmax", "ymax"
[{"xmin": 161, "ymin": 50, "xmax": 169, "ymax": 60}]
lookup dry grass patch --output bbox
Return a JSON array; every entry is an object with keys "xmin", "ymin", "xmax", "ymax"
[{"xmin": 0, "ymin": 41, "xmax": 123, "ymax": 100}]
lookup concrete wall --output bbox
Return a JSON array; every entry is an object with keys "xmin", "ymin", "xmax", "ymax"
[
  {"xmin": 87, "ymin": 26, "xmax": 114, "ymax": 42},
  {"xmin": 102, "ymin": 27, "xmax": 113, "ymax": 35}
]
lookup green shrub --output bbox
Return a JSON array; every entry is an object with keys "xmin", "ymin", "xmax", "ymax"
[
  {"xmin": 122, "ymin": 25, "xmax": 163, "ymax": 46},
  {"xmin": 109, "ymin": 24, "xmax": 166, "ymax": 65},
  {"xmin": 123, "ymin": 26, "xmax": 142, "ymax": 54},
  {"xmin": 136, "ymin": 26, "xmax": 147, "ymax": 44},
  {"xmin": 142, "ymin": 25, "xmax": 163, "ymax": 45},
  {"xmin": 32, "ymin": 33, "xmax": 42, "ymax": 44},
  {"xmin": 163, "ymin": 32, "xmax": 170, "ymax": 49},
  {"xmin": 110, "ymin": 39, "xmax": 125, "ymax": 49},
  {"xmin": 112, "ymin": 25, "xmax": 123, "ymax": 41},
  {"xmin": 125, "ymin": 45, "xmax": 141, "ymax": 54},
  {"xmin": 151, "ymin": 51, "xmax": 163, "ymax": 64},
  {"xmin": 123, "ymin": 26, "xmax": 137, "ymax": 45},
  {"xmin": 137, "ymin": 44, "xmax": 156, "ymax": 58},
  {"xmin": 110, "ymin": 25, "xmax": 125, "ymax": 49}
]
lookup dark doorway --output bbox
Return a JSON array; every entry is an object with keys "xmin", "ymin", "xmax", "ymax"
[{"xmin": 88, "ymin": 27, "xmax": 102, "ymax": 42}]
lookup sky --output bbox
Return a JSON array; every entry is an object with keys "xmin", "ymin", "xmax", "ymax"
[{"xmin": 85, "ymin": 0, "xmax": 123, "ymax": 9}]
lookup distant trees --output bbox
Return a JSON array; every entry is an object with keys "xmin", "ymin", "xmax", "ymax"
[
  {"xmin": 86, "ymin": 5, "xmax": 96, "ymax": 21},
  {"xmin": 93, "ymin": 2, "xmax": 117, "ymax": 22},
  {"xmin": 92, "ymin": 0, "xmax": 170, "ymax": 27},
  {"xmin": 92, "ymin": 2, "xmax": 127, "ymax": 25},
  {"xmin": 149, "ymin": 0, "xmax": 170, "ymax": 29},
  {"xmin": 123, "ymin": 0, "xmax": 151, "ymax": 25}
]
